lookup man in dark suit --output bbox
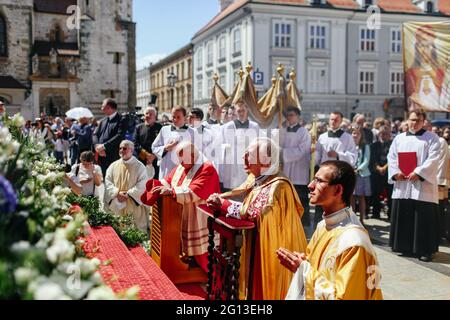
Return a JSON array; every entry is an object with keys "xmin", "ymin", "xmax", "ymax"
[
  {"xmin": 93, "ymin": 98, "xmax": 128, "ymax": 176},
  {"xmin": 133, "ymin": 106, "xmax": 162, "ymax": 179}
]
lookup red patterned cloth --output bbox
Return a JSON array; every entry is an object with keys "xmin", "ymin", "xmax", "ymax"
[{"xmin": 83, "ymin": 225, "xmax": 187, "ymax": 300}]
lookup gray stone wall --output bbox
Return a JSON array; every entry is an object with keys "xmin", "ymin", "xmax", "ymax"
[
  {"xmin": 33, "ymin": 12, "xmax": 78, "ymax": 43},
  {"xmin": 77, "ymin": 0, "xmax": 134, "ymax": 113},
  {"xmin": 0, "ymin": 0, "xmax": 33, "ymax": 86}
]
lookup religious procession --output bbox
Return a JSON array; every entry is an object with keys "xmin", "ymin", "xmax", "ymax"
[{"xmin": 1, "ymin": 0, "xmax": 450, "ymax": 304}]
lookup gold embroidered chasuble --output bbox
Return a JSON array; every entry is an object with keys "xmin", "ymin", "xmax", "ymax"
[
  {"xmin": 228, "ymin": 173, "xmax": 308, "ymax": 300},
  {"xmin": 286, "ymin": 207, "xmax": 383, "ymax": 300}
]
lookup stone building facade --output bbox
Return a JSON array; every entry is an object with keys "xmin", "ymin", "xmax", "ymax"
[
  {"xmin": 0, "ymin": 0, "xmax": 136, "ymax": 119},
  {"xmin": 149, "ymin": 44, "xmax": 193, "ymax": 114}
]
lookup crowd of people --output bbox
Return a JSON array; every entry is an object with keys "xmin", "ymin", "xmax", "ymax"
[{"xmin": 1, "ymin": 97, "xmax": 449, "ymax": 300}]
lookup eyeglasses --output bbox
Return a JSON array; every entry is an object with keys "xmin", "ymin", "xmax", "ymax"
[{"xmin": 119, "ymin": 147, "xmax": 128, "ymax": 150}]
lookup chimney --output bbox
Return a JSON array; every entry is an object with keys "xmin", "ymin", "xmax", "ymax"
[{"xmin": 219, "ymin": 0, "xmax": 234, "ymax": 11}]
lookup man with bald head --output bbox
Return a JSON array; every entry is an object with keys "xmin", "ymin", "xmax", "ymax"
[
  {"xmin": 207, "ymin": 138, "xmax": 307, "ymax": 300},
  {"xmin": 142, "ymin": 141, "xmax": 221, "ymax": 272}
]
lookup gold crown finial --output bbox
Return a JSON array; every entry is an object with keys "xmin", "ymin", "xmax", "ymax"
[
  {"xmin": 289, "ymin": 69, "xmax": 296, "ymax": 81},
  {"xmin": 213, "ymin": 73, "xmax": 219, "ymax": 83},
  {"xmin": 238, "ymin": 67, "xmax": 244, "ymax": 79},
  {"xmin": 271, "ymin": 75, "xmax": 277, "ymax": 86},
  {"xmin": 245, "ymin": 62, "xmax": 253, "ymax": 74},
  {"xmin": 277, "ymin": 63, "xmax": 285, "ymax": 76}
]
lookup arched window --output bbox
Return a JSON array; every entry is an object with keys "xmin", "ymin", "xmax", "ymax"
[
  {"xmin": 426, "ymin": 1, "xmax": 434, "ymax": 13},
  {"xmin": 0, "ymin": 15, "xmax": 7, "ymax": 56}
]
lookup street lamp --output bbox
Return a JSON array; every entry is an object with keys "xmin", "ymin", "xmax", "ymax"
[{"xmin": 167, "ymin": 72, "xmax": 177, "ymax": 109}]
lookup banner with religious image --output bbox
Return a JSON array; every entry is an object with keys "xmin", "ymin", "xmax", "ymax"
[{"xmin": 403, "ymin": 21, "xmax": 450, "ymax": 112}]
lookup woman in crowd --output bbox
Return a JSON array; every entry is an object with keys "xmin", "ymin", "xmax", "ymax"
[{"xmin": 351, "ymin": 126, "xmax": 372, "ymax": 225}]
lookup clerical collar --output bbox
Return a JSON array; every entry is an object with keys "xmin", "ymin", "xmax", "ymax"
[
  {"xmin": 323, "ymin": 207, "xmax": 354, "ymax": 228},
  {"xmin": 406, "ymin": 129, "xmax": 426, "ymax": 136},
  {"xmin": 234, "ymin": 119, "xmax": 250, "ymax": 129},
  {"xmin": 328, "ymin": 129, "xmax": 344, "ymax": 138},
  {"xmin": 171, "ymin": 124, "xmax": 188, "ymax": 131},
  {"xmin": 287, "ymin": 123, "xmax": 301, "ymax": 133},
  {"xmin": 108, "ymin": 112, "xmax": 118, "ymax": 121}
]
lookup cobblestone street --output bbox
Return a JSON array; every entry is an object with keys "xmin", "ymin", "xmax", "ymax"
[{"xmin": 365, "ymin": 215, "xmax": 450, "ymax": 300}]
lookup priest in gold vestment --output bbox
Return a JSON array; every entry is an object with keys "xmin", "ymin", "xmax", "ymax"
[
  {"xmin": 207, "ymin": 138, "xmax": 308, "ymax": 300},
  {"xmin": 278, "ymin": 161, "xmax": 383, "ymax": 300},
  {"xmin": 104, "ymin": 140, "xmax": 149, "ymax": 233}
]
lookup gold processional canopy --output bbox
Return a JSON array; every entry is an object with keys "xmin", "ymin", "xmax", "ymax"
[{"xmin": 210, "ymin": 62, "xmax": 303, "ymax": 129}]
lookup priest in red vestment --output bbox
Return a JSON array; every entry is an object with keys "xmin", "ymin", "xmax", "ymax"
[{"xmin": 141, "ymin": 141, "xmax": 220, "ymax": 273}]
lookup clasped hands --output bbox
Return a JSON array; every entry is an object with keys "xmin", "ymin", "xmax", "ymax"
[
  {"xmin": 276, "ymin": 248, "xmax": 307, "ymax": 273},
  {"xmin": 117, "ymin": 191, "xmax": 129, "ymax": 203},
  {"xmin": 151, "ymin": 186, "xmax": 173, "ymax": 196},
  {"xmin": 206, "ymin": 193, "xmax": 225, "ymax": 210},
  {"xmin": 394, "ymin": 172, "xmax": 421, "ymax": 182}
]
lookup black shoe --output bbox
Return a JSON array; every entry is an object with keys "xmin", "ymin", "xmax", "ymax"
[{"xmin": 419, "ymin": 255, "xmax": 432, "ymax": 262}]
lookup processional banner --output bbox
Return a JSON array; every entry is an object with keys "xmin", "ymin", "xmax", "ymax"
[{"xmin": 403, "ymin": 21, "xmax": 450, "ymax": 112}]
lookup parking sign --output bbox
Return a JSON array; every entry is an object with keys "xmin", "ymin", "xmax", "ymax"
[{"xmin": 253, "ymin": 71, "xmax": 264, "ymax": 86}]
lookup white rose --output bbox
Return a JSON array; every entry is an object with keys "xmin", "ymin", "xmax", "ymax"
[
  {"xmin": 46, "ymin": 239, "xmax": 75, "ymax": 264},
  {"xmin": 10, "ymin": 241, "xmax": 31, "ymax": 254},
  {"xmin": 11, "ymin": 114, "xmax": 25, "ymax": 128},
  {"xmin": 44, "ymin": 216, "xmax": 56, "ymax": 229},
  {"xmin": 122, "ymin": 286, "xmax": 140, "ymax": 300},
  {"xmin": 76, "ymin": 258, "xmax": 100, "ymax": 278},
  {"xmin": 46, "ymin": 172, "xmax": 57, "ymax": 182},
  {"xmin": 34, "ymin": 282, "xmax": 65, "ymax": 300},
  {"xmin": 86, "ymin": 286, "xmax": 116, "ymax": 300},
  {"xmin": 16, "ymin": 160, "xmax": 24, "ymax": 169},
  {"xmin": 62, "ymin": 215, "xmax": 74, "ymax": 222},
  {"xmin": 89, "ymin": 272, "xmax": 102, "ymax": 285},
  {"xmin": 14, "ymin": 267, "xmax": 39, "ymax": 286}
]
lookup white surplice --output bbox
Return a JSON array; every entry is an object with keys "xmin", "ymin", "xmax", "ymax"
[
  {"xmin": 388, "ymin": 130, "xmax": 441, "ymax": 204},
  {"xmin": 219, "ymin": 120, "xmax": 260, "ymax": 190},
  {"xmin": 151, "ymin": 125, "xmax": 194, "ymax": 179},
  {"xmin": 280, "ymin": 125, "xmax": 312, "ymax": 186},
  {"xmin": 315, "ymin": 131, "xmax": 357, "ymax": 166}
]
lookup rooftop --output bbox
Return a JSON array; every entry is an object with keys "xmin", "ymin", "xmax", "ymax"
[{"xmin": 193, "ymin": 0, "xmax": 449, "ymax": 39}]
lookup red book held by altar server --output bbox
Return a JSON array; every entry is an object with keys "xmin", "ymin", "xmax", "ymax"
[{"xmin": 398, "ymin": 152, "xmax": 417, "ymax": 176}]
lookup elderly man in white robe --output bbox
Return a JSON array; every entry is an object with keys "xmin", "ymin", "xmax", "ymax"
[
  {"xmin": 105, "ymin": 140, "xmax": 149, "ymax": 233},
  {"xmin": 388, "ymin": 110, "xmax": 441, "ymax": 262}
]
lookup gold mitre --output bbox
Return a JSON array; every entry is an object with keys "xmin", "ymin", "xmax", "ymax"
[
  {"xmin": 210, "ymin": 73, "xmax": 229, "ymax": 109},
  {"xmin": 209, "ymin": 62, "xmax": 303, "ymax": 128}
]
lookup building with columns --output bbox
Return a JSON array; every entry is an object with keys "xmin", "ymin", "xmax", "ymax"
[
  {"xmin": 0, "ymin": 0, "xmax": 136, "ymax": 120},
  {"xmin": 149, "ymin": 44, "xmax": 193, "ymax": 114},
  {"xmin": 192, "ymin": 0, "xmax": 450, "ymax": 122}
]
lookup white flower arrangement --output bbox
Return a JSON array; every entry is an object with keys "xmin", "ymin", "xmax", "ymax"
[{"xmin": 0, "ymin": 119, "xmax": 139, "ymax": 300}]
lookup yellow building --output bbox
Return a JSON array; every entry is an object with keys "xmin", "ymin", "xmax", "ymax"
[{"xmin": 150, "ymin": 44, "xmax": 193, "ymax": 113}]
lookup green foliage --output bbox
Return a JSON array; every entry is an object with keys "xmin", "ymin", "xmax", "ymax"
[
  {"xmin": 68, "ymin": 194, "xmax": 148, "ymax": 248},
  {"xmin": 0, "ymin": 260, "xmax": 16, "ymax": 299}
]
